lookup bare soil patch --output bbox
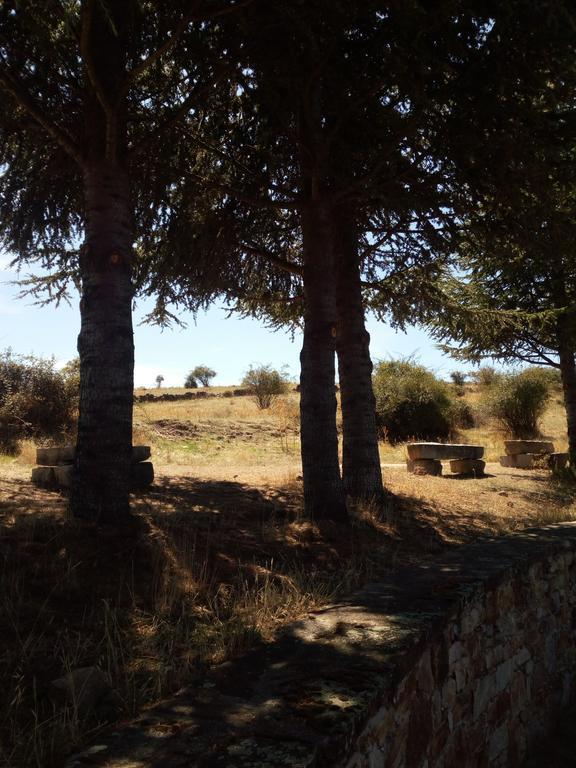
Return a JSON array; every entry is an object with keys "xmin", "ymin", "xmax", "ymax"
[{"xmin": 152, "ymin": 418, "xmax": 297, "ymax": 441}]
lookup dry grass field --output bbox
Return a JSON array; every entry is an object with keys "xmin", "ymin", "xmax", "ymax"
[{"xmin": 1, "ymin": 383, "xmax": 575, "ymax": 766}]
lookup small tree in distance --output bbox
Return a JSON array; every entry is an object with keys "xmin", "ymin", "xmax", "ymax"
[
  {"xmin": 242, "ymin": 364, "xmax": 290, "ymax": 410},
  {"xmin": 450, "ymin": 370, "xmax": 467, "ymax": 397},
  {"xmin": 184, "ymin": 372, "xmax": 198, "ymax": 389},
  {"xmin": 155, "ymin": 375, "xmax": 164, "ymax": 389},
  {"xmin": 450, "ymin": 371, "xmax": 467, "ymax": 387},
  {"xmin": 191, "ymin": 366, "xmax": 217, "ymax": 387}
]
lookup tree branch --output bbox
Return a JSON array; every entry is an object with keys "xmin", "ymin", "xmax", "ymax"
[
  {"xmin": 128, "ymin": 68, "xmax": 230, "ymax": 158},
  {"xmin": 190, "ymin": 173, "xmax": 300, "ymax": 210},
  {"xmin": 243, "ymin": 243, "xmax": 304, "ymax": 277},
  {"xmin": 0, "ymin": 64, "xmax": 83, "ymax": 166},
  {"xmin": 80, "ymin": 0, "xmax": 116, "ymax": 119},
  {"xmin": 203, "ymin": 0, "xmax": 256, "ymax": 19},
  {"xmin": 119, "ymin": 1, "xmax": 203, "ymax": 98},
  {"xmin": 119, "ymin": 0, "xmax": 255, "ymax": 98}
]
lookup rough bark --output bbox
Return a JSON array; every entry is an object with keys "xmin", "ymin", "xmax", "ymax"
[
  {"xmin": 70, "ymin": 162, "xmax": 135, "ymax": 523},
  {"xmin": 299, "ymin": 198, "xmax": 348, "ymax": 521},
  {"xmin": 334, "ymin": 208, "xmax": 384, "ymax": 502},
  {"xmin": 557, "ymin": 316, "xmax": 576, "ymax": 468}
]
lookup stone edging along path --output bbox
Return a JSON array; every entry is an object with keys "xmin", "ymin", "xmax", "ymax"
[{"xmin": 66, "ymin": 524, "xmax": 576, "ymax": 768}]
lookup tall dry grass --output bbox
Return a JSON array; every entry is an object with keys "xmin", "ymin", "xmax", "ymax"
[{"xmin": 0, "ymin": 483, "xmax": 388, "ymax": 768}]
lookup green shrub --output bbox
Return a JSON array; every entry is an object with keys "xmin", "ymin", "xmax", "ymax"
[
  {"xmin": 184, "ymin": 372, "xmax": 198, "ymax": 388},
  {"xmin": 471, "ymin": 365, "xmax": 500, "ymax": 387},
  {"xmin": 241, "ymin": 364, "xmax": 290, "ymax": 409},
  {"xmin": 525, "ymin": 366, "xmax": 562, "ymax": 388},
  {"xmin": 485, "ymin": 369, "xmax": 550, "ymax": 438},
  {"xmin": 372, "ymin": 360, "xmax": 456, "ymax": 443},
  {"xmin": 448, "ymin": 399, "xmax": 476, "ymax": 429},
  {"xmin": 0, "ymin": 350, "xmax": 77, "ymax": 453}
]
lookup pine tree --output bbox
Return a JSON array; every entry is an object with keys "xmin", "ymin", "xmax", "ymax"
[
  {"xmin": 429, "ymin": 0, "xmax": 576, "ymax": 465},
  {"xmin": 138, "ymin": 0, "xmax": 498, "ymax": 517},
  {"xmin": 0, "ymin": 1, "xmax": 243, "ymax": 522}
]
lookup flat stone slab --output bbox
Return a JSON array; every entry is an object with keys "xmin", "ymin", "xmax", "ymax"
[
  {"xmin": 406, "ymin": 458, "xmax": 442, "ymax": 476},
  {"xmin": 504, "ymin": 440, "xmax": 555, "ymax": 456},
  {"xmin": 500, "ymin": 454, "xmax": 543, "ymax": 469},
  {"xmin": 31, "ymin": 466, "xmax": 56, "ymax": 486},
  {"xmin": 36, "ymin": 445, "xmax": 151, "ymax": 465},
  {"xmin": 449, "ymin": 459, "xmax": 486, "ymax": 476},
  {"xmin": 131, "ymin": 461, "xmax": 154, "ymax": 489},
  {"xmin": 501, "ymin": 452, "xmax": 570, "ymax": 471},
  {"xmin": 407, "ymin": 442, "xmax": 484, "ymax": 460},
  {"xmin": 36, "ymin": 446, "xmax": 76, "ymax": 465},
  {"xmin": 131, "ymin": 445, "xmax": 151, "ymax": 463},
  {"xmin": 31, "ymin": 462, "xmax": 154, "ymax": 490}
]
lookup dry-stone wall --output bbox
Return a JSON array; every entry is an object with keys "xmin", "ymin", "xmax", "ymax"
[
  {"xmin": 66, "ymin": 525, "xmax": 576, "ymax": 768},
  {"xmin": 347, "ymin": 535, "xmax": 576, "ymax": 768},
  {"xmin": 134, "ymin": 389, "xmax": 249, "ymax": 403}
]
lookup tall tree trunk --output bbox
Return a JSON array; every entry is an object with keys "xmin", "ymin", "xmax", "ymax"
[
  {"xmin": 334, "ymin": 208, "xmax": 384, "ymax": 502},
  {"xmin": 70, "ymin": 162, "xmax": 135, "ymax": 523},
  {"xmin": 300, "ymin": 198, "xmax": 347, "ymax": 521},
  {"xmin": 557, "ymin": 316, "xmax": 576, "ymax": 468}
]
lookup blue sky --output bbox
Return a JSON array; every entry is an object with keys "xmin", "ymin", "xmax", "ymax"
[{"xmin": 0, "ymin": 253, "xmax": 473, "ymax": 387}]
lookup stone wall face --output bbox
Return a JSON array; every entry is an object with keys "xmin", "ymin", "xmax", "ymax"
[
  {"xmin": 347, "ymin": 547, "xmax": 576, "ymax": 768},
  {"xmin": 65, "ymin": 526, "xmax": 576, "ymax": 768}
]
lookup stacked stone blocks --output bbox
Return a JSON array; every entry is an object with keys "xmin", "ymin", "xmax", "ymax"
[
  {"xmin": 349, "ymin": 542, "xmax": 576, "ymax": 768},
  {"xmin": 407, "ymin": 442, "xmax": 486, "ymax": 477},
  {"xmin": 31, "ymin": 445, "xmax": 154, "ymax": 490},
  {"xmin": 499, "ymin": 440, "xmax": 568, "ymax": 470}
]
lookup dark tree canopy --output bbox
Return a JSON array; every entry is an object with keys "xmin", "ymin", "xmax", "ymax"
[
  {"xmin": 427, "ymin": 0, "xmax": 576, "ymax": 461},
  {"xmin": 0, "ymin": 0, "xmax": 248, "ymax": 521}
]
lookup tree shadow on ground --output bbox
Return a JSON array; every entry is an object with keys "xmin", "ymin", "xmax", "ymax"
[
  {"xmin": 4, "ymin": 467, "xmax": 561, "ymax": 767},
  {"xmin": 0, "ymin": 470, "xmax": 450, "ymax": 768},
  {"xmin": 58, "ymin": 523, "xmax": 576, "ymax": 768}
]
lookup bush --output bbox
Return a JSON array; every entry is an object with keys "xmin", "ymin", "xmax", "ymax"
[
  {"xmin": 184, "ymin": 372, "xmax": 198, "ymax": 388},
  {"xmin": 372, "ymin": 360, "xmax": 457, "ymax": 444},
  {"xmin": 0, "ymin": 350, "xmax": 77, "ymax": 453},
  {"xmin": 241, "ymin": 364, "xmax": 290, "ymax": 409},
  {"xmin": 471, "ymin": 365, "xmax": 500, "ymax": 387},
  {"xmin": 448, "ymin": 399, "xmax": 476, "ymax": 429},
  {"xmin": 525, "ymin": 366, "xmax": 562, "ymax": 388},
  {"xmin": 484, "ymin": 369, "xmax": 550, "ymax": 438}
]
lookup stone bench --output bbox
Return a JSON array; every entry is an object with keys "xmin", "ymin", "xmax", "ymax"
[
  {"xmin": 499, "ymin": 440, "xmax": 567, "ymax": 470},
  {"xmin": 407, "ymin": 442, "xmax": 485, "ymax": 476},
  {"xmin": 31, "ymin": 445, "xmax": 154, "ymax": 491},
  {"xmin": 36, "ymin": 445, "xmax": 151, "ymax": 465}
]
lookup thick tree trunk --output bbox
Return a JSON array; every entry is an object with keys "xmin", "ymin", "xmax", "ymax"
[
  {"xmin": 334, "ymin": 209, "xmax": 384, "ymax": 502},
  {"xmin": 299, "ymin": 199, "xmax": 348, "ymax": 521},
  {"xmin": 557, "ymin": 318, "xmax": 576, "ymax": 468},
  {"xmin": 70, "ymin": 162, "xmax": 135, "ymax": 523}
]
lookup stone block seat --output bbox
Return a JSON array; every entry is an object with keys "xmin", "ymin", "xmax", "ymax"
[
  {"xmin": 31, "ymin": 445, "xmax": 154, "ymax": 491},
  {"xmin": 499, "ymin": 440, "xmax": 568, "ymax": 470},
  {"xmin": 407, "ymin": 442, "xmax": 485, "ymax": 476}
]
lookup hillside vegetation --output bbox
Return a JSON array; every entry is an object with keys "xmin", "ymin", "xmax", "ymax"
[{"xmin": 1, "ymin": 380, "xmax": 574, "ymax": 767}]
